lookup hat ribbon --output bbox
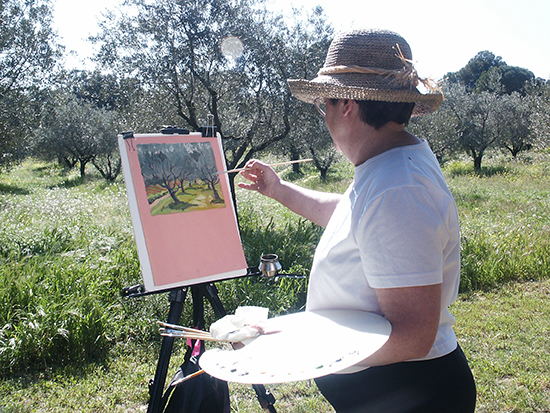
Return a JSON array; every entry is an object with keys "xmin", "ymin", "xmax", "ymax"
[{"xmin": 317, "ymin": 44, "xmax": 441, "ymax": 94}]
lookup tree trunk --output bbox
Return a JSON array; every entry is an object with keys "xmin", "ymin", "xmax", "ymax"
[
  {"xmin": 209, "ymin": 181, "xmax": 221, "ymax": 201},
  {"xmin": 290, "ymin": 146, "xmax": 302, "ymax": 174},
  {"xmin": 163, "ymin": 183, "xmax": 180, "ymax": 204},
  {"xmin": 473, "ymin": 155, "xmax": 483, "ymax": 172}
]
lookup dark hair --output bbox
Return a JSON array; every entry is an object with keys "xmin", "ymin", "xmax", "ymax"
[
  {"xmin": 328, "ymin": 99, "xmax": 415, "ymax": 130},
  {"xmin": 357, "ymin": 100, "xmax": 415, "ymax": 129}
]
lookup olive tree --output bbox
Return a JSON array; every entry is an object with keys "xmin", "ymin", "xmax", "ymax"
[
  {"xmin": 0, "ymin": 0, "xmax": 61, "ymax": 171},
  {"xmin": 409, "ymin": 107, "xmax": 459, "ymax": 165},
  {"xmin": 37, "ymin": 92, "xmax": 122, "ymax": 178},
  {"xmin": 528, "ymin": 81, "xmax": 550, "ymax": 150},
  {"xmin": 415, "ymin": 52, "xmax": 539, "ymax": 168},
  {"xmin": 93, "ymin": 0, "xmax": 333, "ymax": 192},
  {"xmin": 438, "ymin": 83, "xmax": 500, "ymax": 171},
  {"xmin": 494, "ymin": 92, "xmax": 534, "ymax": 158}
]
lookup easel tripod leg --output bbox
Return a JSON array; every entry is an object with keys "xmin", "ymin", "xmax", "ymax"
[
  {"xmin": 147, "ymin": 288, "xmax": 188, "ymax": 413},
  {"xmin": 201, "ymin": 283, "xmax": 277, "ymax": 413}
]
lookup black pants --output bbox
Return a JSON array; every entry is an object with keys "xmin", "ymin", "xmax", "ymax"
[{"xmin": 315, "ymin": 345, "xmax": 476, "ymax": 413}]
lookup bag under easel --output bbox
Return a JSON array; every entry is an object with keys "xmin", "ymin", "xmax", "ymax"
[{"xmin": 158, "ymin": 338, "xmax": 230, "ymax": 413}]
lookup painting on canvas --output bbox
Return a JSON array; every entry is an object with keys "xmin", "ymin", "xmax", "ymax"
[
  {"xmin": 119, "ymin": 132, "xmax": 248, "ymax": 292},
  {"xmin": 137, "ymin": 142, "xmax": 225, "ymax": 216}
]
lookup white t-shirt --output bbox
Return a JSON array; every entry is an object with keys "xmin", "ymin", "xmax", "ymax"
[{"xmin": 306, "ymin": 140, "xmax": 460, "ymax": 362}]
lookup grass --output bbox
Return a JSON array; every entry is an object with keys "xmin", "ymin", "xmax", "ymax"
[
  {"xmin": 446, "ymin": 155, "xmax": 550, "ymax": 290},
  {"xmin": 1, "ymin": 280, "xmax": 548, "ymax": 412},
  {"xmin": 453, "ymin": 280, "xmax": 550, "ymax": 413},
  {"xmin": 0, "ymin": 152, "xmax": 549, "ymax": 412}
]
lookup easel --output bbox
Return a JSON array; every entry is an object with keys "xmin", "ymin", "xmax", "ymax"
[
  {"xmin": 118, "ymin": 127, "xmax": 283, "ymax": 412},
  {"xmin": 123, "ymin": 272, "xmax": 277, "ymax": 413}
]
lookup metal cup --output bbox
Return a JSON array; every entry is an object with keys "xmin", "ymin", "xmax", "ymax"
[{"xmin": 258, "ymin": 254, "xmax": 282, "ymax": 278}]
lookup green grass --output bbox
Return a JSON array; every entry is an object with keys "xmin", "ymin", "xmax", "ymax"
[
  {"xmin": 1, "ymin": 280, "xmax": 548, "ymax": 412},
  {"xmin": 0, "ymin": 153, "xmax": 549, "ymax": 411},
  {"xmin": 452, "ymin": 280, "xmax": 550, "ymax": 412},
  {"xmin": 446, "ymin": 156, "xmax": 550, "ymax": 290}
]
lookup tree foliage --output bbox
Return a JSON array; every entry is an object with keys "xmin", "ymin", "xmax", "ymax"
[
  {"xmin": 446, "ymin": 50, "xmax": 535, "ymax": 96},
  {"xmin": 269, "ymin": 7, "xmax": 336, "ymax": 178},
  {"xmin": 36, "ymin": 92, "xmax": 123, "ymax": 178},
  {"xmin": 409, "ymin": 107, "xmax": 459, "ymax": 165},
  {"xmin": 528, "ymin": 80, "xmax": 550, "ymax": 150},
  {"xmin": 0, "ymin": 0, "xmax": 61, "ymax": 171},
  {"xmin": 33, "ymin": 70, "xmax": 165, "ymax": 181},
  {"xmin": 477, "ymin": 65, "xmax": 535, "ymax": 95},
  {"xmin": 67, "ymin": 70, "xmax": 135, "ymax": 111},
  {"xmin": 444, "ymin": 83, "xmax": 500, "ymax": 171},
  {"xmin": 414, "ymin": 81, "xmax": 538, "ymax": 170},
  {"xmin": 418, "ymin": 51, "xmax": 539, "ymax": 170},
  {"xmin": 494, "ymin": 92, "xmax": 533, "ymax": 158},
  {"xmin": 93, "ymin": 0, "xmax": 333, "ymax": 190},
  {"xmin": 446, "ymin": 51, "xmax": 506, "ymax": 91}
]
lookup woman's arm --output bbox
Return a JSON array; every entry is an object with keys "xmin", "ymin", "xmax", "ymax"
[
  {"xmin": 359, "ymin": 283, "xmax": 442, "ymax": 367},
  {"xmin": 238, "ymin": 160, "xmax": 341, "ymax": 227}
]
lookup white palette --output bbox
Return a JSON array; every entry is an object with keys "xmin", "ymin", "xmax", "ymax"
[{"xmin": 200, "ymin": 310, "xmax": 391, "ymax": 384}]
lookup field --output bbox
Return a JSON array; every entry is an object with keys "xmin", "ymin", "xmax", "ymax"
[
  {"xmin": 146, "ymin": 181, "xmax": 226, "ymax": 216},
  {"xmin": 0, "ymin": 152, "xmax": 549, "ymax": 412}
]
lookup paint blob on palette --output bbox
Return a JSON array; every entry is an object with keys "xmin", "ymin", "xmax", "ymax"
[{"xmin": 200, "ymin": 310, "xmax": 391, "ymax": 384}]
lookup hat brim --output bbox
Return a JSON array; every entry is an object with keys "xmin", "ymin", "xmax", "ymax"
[{"xmin": 288, "ymin": 79, "xmax": 443, "ymax": 116}]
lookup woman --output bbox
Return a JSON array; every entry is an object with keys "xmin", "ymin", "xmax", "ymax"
[{"xmin": 239, "ymin": 29, "xmax": 476, "ymax": 413}]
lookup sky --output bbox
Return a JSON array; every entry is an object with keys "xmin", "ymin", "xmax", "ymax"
[{"xmin": 53, "ymin": 0, "xmax": 550, "ymax": 80}]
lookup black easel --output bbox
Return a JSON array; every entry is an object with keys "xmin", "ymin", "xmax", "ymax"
[{"xmin": 124, "ymin": 279, "xmax": 277, "ymax": 413}]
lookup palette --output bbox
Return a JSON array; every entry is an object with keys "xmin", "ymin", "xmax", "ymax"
[{"xmin": 199, "ymin": 309, "xmax": 391, "ymax": 384}]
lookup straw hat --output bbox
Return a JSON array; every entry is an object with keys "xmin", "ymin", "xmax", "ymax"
[{"xmin": 287, "ymin": 29, "xmax": 443, "ymax": 116}]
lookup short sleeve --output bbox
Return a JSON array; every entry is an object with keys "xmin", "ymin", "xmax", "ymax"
[{"xmin": 356, "ymin": 186, "xmax": 448, "ymax": 289}]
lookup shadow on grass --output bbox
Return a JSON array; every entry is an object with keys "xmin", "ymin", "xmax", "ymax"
[
  {"xmin": 32, "ymin": 164, "xmax": 58, "ymax": 174},
  {"xmin": 453, "ymin": 191, "xmax": 489, "ymax": 207},
  {"xmin": 50, "ymin": 175, "xmax": 98, "ymax": 189},
  {"xmin": 476, "ymin": 165, "xmax": 509, "ymax": 177},
  {"xmin": 280, "ymin": 170, "xmax": 305, "ymax": 182},
  {"xmin": 0, "ymin": 182, "xmax": 30, "ymax": 195}
]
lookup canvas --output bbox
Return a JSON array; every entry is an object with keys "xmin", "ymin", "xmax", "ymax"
[{"xmin": 119, "ymin": 132, "xmax": 248, "ymax": 292}]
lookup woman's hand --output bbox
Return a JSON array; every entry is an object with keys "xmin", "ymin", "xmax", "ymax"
[
  {"xmin": 237, "ymin": 158, "xmax": 341, "ymax": 227},
  {"xmin": 237, "ymin": 160, "xmax": 281, "ymax": 199},
  {"xmin": 230, "ymin": 323, "xmax": 281, "ymax": 350}
]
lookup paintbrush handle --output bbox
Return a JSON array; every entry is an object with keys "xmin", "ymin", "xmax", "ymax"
[
  {"xmin": 159, "ymin": 328, "xmax": 212, "ymax": 337},
  {"xmin": 160, "ymin": 331, "xmax": 226, "ymax": 342},
  {"xmin": 171, "ymin": 369, "xmax": 206, "ymax": 386},
  {"xmin": 217, "ymin": 158, "xmax": 313, "ymax": 174},
  {"xmin": 157, "ymin": 321, "xmax": 210, "ymax": 335}
]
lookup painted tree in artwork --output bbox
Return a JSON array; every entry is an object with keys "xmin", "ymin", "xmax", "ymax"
[
  {"xmin": 173, "ymin": 144, "xmax": 199, "ymax": 196},
  {"xmin": 191, "ymin": 143, "xmax": 223, "ymax": 203},
  {"xmin": 138, "ymin": 144, "xmax": 185, "ymax": 204},
  {"xmin": 137, "ymin": 142, "xmax": 222, "ymax": 207}
]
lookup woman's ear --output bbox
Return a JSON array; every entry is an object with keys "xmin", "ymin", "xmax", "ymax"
[{"xmin": 342, "ymin": 99, "xmax": 357, "ymax": 117}]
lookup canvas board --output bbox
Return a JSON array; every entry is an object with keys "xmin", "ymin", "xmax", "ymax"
[
  {"xmin": 118, "ymin": 132, "xmax": 248, "ymax": 292},
  {"xmin": 200, "ymin": 310, "xmax": 391, "ymax": 384}
]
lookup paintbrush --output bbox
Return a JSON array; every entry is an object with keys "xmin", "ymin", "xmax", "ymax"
[
  {"xmin": 216, "ymin": 159, "xmax": 313, "ymax": 174},
  {"xmin": 157, "ymin": 321, "xmax": 211, "ymax": 335},
  {"xmin": 159, "ymin": 329, "xmax": 226, "ymax": 342},
  {"xmin": 158, "ymin": 321, "xmax": 225, "ymax": 342}
]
